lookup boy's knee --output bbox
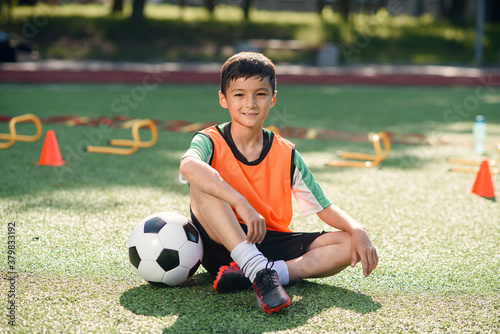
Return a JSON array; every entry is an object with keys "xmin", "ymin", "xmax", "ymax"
[
  {"xmin": 326, "ymin": 231, "xmax": 353, "ymax": 265},
  {"xmin": 191, "ymin": 185, "xmax": 223, "ymax": 206},
  {"xmin": 190, "ymin": 186, "xmax": 234, "ymax": 221},
  {"xmin": 313, "ymin": 231, "xmax": 351, "ymax": 248}
]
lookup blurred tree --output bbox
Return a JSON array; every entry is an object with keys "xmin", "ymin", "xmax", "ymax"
[
  {"xmin": 18, "ymin": 0, "xmax": 37, "ymax": 5},
  {"xmin": 131, "ymin": 0, "xmax": 146, "ymax": 21},
  {"xmin": 112, "ymin": 0, "xmax": 123, "ymax": 13},
  {"xmin": 242, "ymin": 0, "xmax": 253, "ymax": 20},
  {"xmin": 204, "ymin": 0, "xmax": 216, "ymax": 16},
  {"xmin": 337, "ymin": 0, "xmax": 350, "ymax": 21},
  {"xmin": 1, "ymin": 0, "xmax": 12, "ymax": 23},
  {"xmin": 438, "ymin": 0, "xmax": 467, "ymax": 26},
  {"xmin": 413, "ymin": 0, "xmax": 425, "ymax": 16},
  {"xmin": 486, "ymin": 0, "xmax": 499, "ymax": 22},
  {"xmin": 177, "ymin": 0, "xmax": 187, "ymax": 19},
  {"xmin": 375, "ymin": 0, "xmax": 388, "ymax": 12},
  {"xmin": 449, "ymin": 0, "xmax": 466, "ymax": 25},
  {"xmin": 316, "ymin": 0, "xmax": 326, "ymax": 14}
]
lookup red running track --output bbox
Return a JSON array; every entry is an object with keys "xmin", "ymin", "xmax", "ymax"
[{"xmin": 1, "ymin": 62, "xmax": 500, "ymax": 87}]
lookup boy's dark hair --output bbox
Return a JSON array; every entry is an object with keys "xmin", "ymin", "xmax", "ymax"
[{"xmin": 220, "ymin": 52, "xmax": 276, "ymax": 95}]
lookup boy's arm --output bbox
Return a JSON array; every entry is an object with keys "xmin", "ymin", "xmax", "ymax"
[
  {"xmin": 317, "ymin": 204, "xmax": 378, "ymax": 277},
  {"xmin": 180, "ymin": 156, "xmax": 267, "ymax": 244},
  {"xmin": 291, "ymin": 149, "xmax": 377, "ymax": 276}
]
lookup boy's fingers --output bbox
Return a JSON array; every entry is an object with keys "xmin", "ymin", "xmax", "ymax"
[
  {"xmin": 363, "ymin": 247, "xmax": 378, "ymax": 276},
  {"xmin": 246, "ymin": 224, "xmax": 255, "ymax": 244},
  {"xmin": 370, "ymin": 248, "xmax": 379, "ymax": 273},
  {"xmin": 355, "ymin": 246, "xmax": 371, "ymax": 276},
  {"xmin": 350, "ymin": 248, "xmax": 358, "ymax": 267},
  {"xmin": 361, "ymin": 253, "xmax": 369, "ymax": 276},
  {"xmin": 254, "ymin": 217, "xmax": 265, "ymax": 244},
  {"xmin": 257, "ymin": 224, "xmax": 266, "ymax": 244},
  {"xmin": 245, "ymin": 217, "xmax": 265, "ymax": 244}
]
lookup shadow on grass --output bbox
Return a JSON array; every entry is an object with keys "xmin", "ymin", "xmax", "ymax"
[{"xmin": 120, "ymin": 273, "xmax": 381, "ymax": 333}]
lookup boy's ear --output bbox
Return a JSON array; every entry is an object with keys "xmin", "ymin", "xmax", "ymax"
[
  {"xmin": 270, "ymin": 90, "xmax": 277, "ymax": 108},
  {"xmin": 218, "ymin": 91, "xmax": 228, "ymax": 109}
]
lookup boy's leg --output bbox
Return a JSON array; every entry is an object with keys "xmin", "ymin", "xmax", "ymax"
[
  {"xmin": 214, "ymin": 229, "xmax": 353, "ymax": 291},
  {"xmin": 190, "ymin": 185, "xmax": 290, "ymax": 313},
  {"xmin": 190, "ymin": 186, "xmax": 268, "ymax": 282},
  {"xmin": 286, "ymin": 231, "xmax": 353, "ymax": 281},
  {"xmin": 190, "ymin": 184, "xmax": 246, "ymax": 251}
]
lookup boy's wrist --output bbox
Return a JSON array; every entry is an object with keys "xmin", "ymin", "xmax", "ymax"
[
  {"xmin": 231, "ymin": 194, "xmax": 248, "ymax": 210},
  {"xmin": 348, "ymin": 224, "xmax": 367, "ymax": 235}
]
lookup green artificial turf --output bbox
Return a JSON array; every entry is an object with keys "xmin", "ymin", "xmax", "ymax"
[{"xmin": 0, "ymin": 83, "xmax": 499, "ymax": 333}]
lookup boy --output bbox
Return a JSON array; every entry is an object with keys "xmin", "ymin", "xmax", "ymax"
[{"xmin": 179, "ymin": 52, "xmax": 378, "ymax": 314}]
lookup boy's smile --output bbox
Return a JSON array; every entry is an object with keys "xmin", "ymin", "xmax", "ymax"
[{"xmin": 219, "ymin": 76, "xmax": 276, "ymax": 130}]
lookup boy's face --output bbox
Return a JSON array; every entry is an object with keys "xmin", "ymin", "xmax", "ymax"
[{"xmin": 219, "ymin": 76, "xmax": 276, "ymax": 130}]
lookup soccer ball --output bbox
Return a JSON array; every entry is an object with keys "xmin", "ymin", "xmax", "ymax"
[{"xmin": 128, "ymin": 212, "xmax": 203, "ymax": 287}]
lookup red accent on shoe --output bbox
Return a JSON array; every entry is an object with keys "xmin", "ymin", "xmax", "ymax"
[{"xmin": 213, "ymin": 262, "xmax": 251, "ymax": 293}]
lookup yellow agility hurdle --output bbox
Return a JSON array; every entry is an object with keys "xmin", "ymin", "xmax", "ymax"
[
  {"xmin": 448, "ymin": 144, "xmax": 500, "ymax": 174},
  {"xmin": 85, "ymin": 119, "xmax": 158, "ymax": 155},
  {"xmin": 0, "ymin": 114, "xmax": 43, "ymax": 149},
  {"xmin": 326, "ymin": 132, "xmax": 391, "ymax": 168}
]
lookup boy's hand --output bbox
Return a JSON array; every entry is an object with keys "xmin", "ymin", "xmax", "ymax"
[
  {"xmin": 234, "ymin": 201, "xmax": 266, "ymax": 244},
  {"xmin": 317, "ymin": 204, "xmax": 378, "ymax": 277},
  {"xmin": 350, "ymin": 227, "xmax": 378, "ymax": 277}
]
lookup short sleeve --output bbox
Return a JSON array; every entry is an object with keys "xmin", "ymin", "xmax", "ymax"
[
  {"xmin": 291, "ymin": 150, "xmax": 332, "ymax": 216},
  {"xmin": 181, "ymin": 133, "xmax": 213, "ymax": 163},
  {"xmin": 179, "ymin": 133, "xmax": 213, "ymax": 184}
]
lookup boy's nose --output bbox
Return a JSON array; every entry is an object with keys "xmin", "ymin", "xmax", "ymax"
[{"xmin": 246, "ymin": 96, "xmax": 257, "ymax": 108}]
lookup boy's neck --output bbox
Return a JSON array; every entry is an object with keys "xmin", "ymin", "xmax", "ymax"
[{"xmin": 230, "ymin": 122, "xmax": 264, "ymax": 160}]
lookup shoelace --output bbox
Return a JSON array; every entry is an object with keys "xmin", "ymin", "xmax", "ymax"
[
  {"xmin": 257, "ymin": 268, "xmax": 279, "ymax": 294},
  {"xmin": 265, "ymin": 261, "xmax": 275, "ymax": 271}
]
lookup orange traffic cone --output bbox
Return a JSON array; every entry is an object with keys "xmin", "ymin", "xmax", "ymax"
[
  {"xmin": 471, "ymin": 159, "xmax": 496, "ymax": 200},
  {"xmin": 36, "ymin": 130, "xmax": 66, "ymax": 166}
]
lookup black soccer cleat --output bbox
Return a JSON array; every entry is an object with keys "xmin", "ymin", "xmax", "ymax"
[
  {"xmin": 213, "ymin": 262, "xmax": 252, "ymax": 293},
  {"xmin": 252, "ymin": 267, "xmax": 291, "ymax": 314}
]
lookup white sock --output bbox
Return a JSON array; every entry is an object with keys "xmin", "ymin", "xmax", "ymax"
[
  {"xmin": 231, "ymin": 241, "xmax": 268, "ymax": 283},
  {"xmin": 272, "ymin": 260, "xmax": 289, "ymax": 286}
]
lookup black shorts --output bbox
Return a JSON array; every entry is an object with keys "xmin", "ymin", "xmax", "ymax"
[{"xmin": 190, "ymin": 210, "xmax": 326, "ymax": 276}]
